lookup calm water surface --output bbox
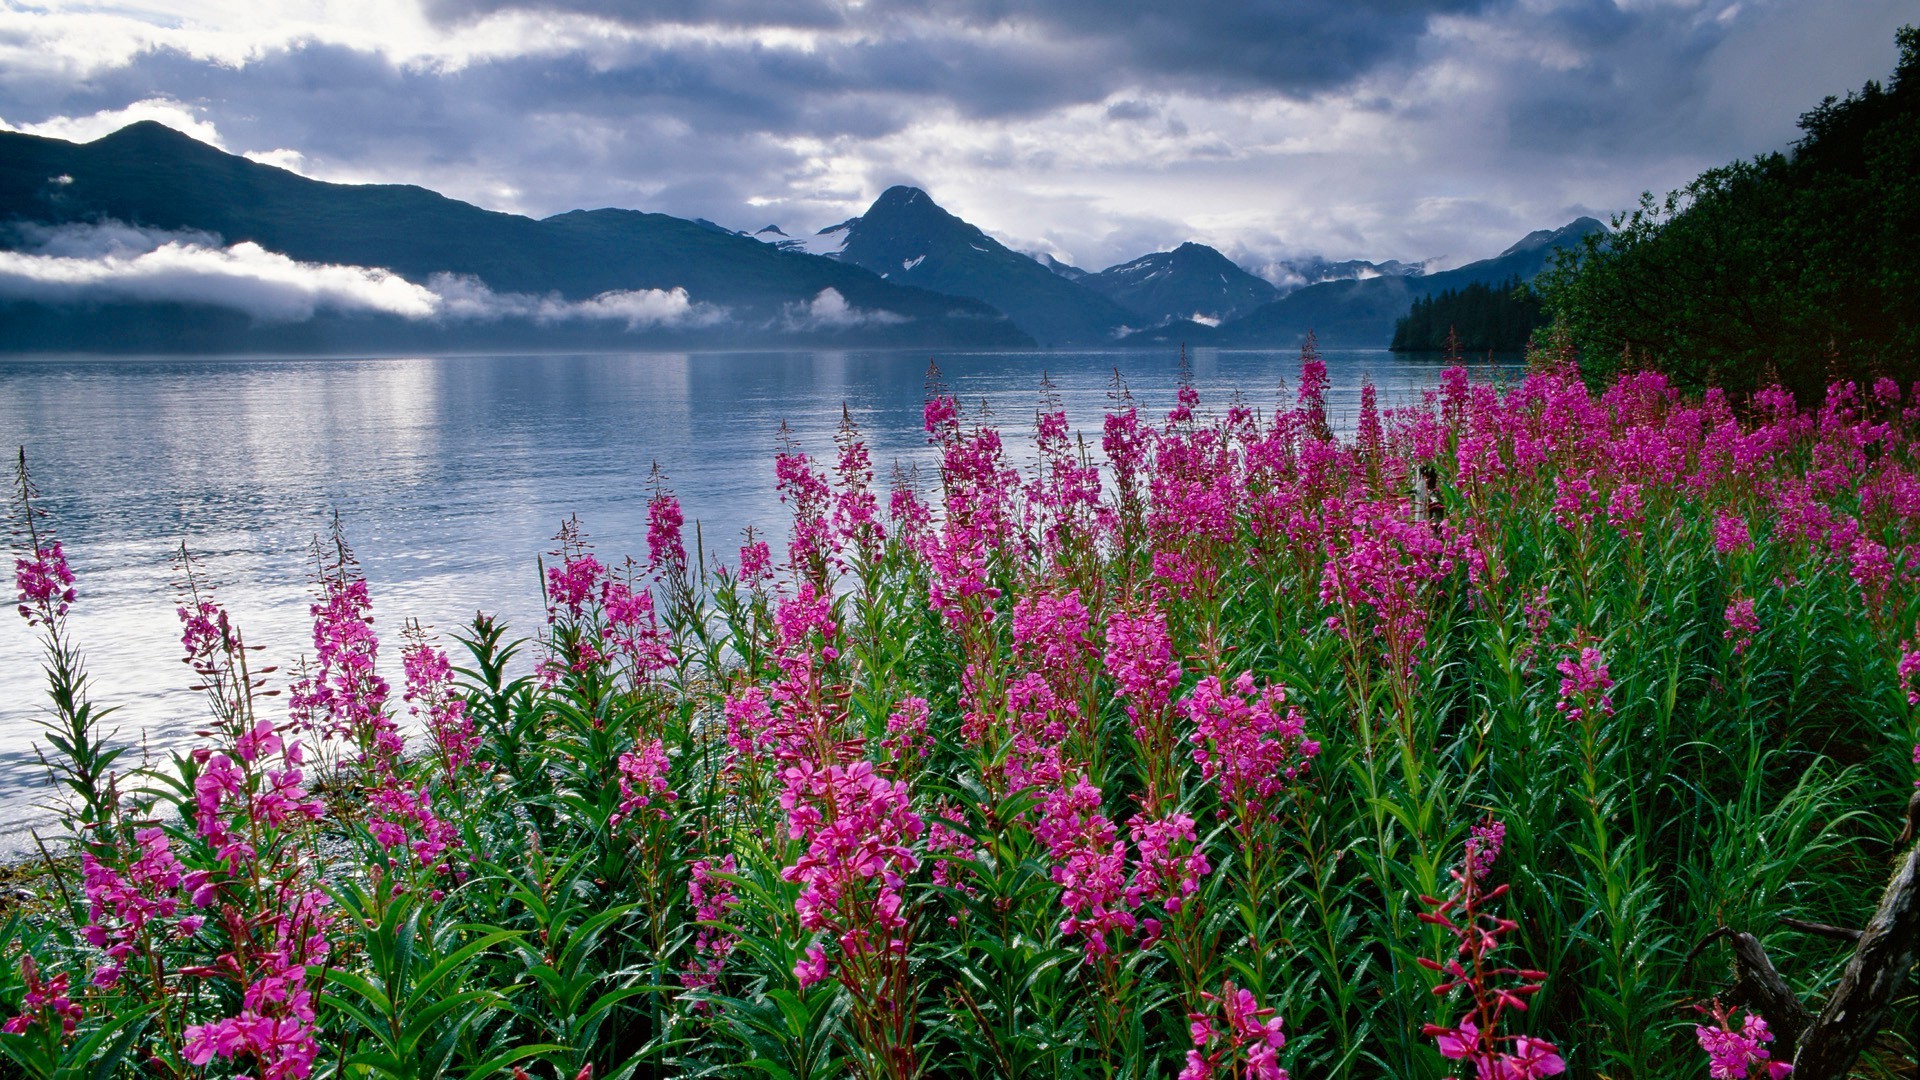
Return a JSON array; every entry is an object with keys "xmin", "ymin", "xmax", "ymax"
[{"xmin": 0, "ymin": 347, "xmax": 1501, "ymax": 849}]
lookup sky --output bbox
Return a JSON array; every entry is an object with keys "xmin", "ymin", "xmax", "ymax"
[{"xmin": 0, "ymin": 0, "xmax": 1911, "ymax": 276}]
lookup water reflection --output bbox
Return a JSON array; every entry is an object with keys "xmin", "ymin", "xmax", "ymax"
[{"xmin": 0, "ymin": 348, "xmax": 1506, "ymax": 849}]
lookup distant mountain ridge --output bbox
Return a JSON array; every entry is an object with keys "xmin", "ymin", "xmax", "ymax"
[
  {"xmin": 1081, "ymin": 242, "xmax": 1279, "ymax": 327},
  {"xmin": 0, "ymin": 121, "xmax": 1606, "ymax": 353},
  {"xmin": 827, "ymin": 186, "xmax": 1138, "ymax": 345},
  {"xmin": 0, "ymin": 122, "xmax": 1029, "ymax": 351},
  {"xmin": 1126, "ymin": 217, "xmax": 1607, "ymax": 348}
]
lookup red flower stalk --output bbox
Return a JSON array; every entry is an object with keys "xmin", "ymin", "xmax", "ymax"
[{"xmin": 1416, "ymin": 822, "xmax": 1564, "ymax": 1079}]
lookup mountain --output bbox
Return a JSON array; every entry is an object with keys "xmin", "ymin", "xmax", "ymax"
[
  {"xmin": 1182, "ymin": 217, "xmax": 1607, "ymax": 348},
  {"xmin": 831, "ymin": 186, "xmax": 1137, "ymax": 345},
  {"xmin": 1083, "ymin": 242, "xmax": 1279, "ymax": 327},
  {"xmin": 0, "ymin": 122, "xmax": 1029, "ymax": 351},
  {"xmin": 1034, "ymin": 253, "xmax": 1091, "ymax": 283}
]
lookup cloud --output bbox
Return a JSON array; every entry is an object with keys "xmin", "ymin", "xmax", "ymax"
[
  {"xmin": 0, "ymin": 0, "xmax": 1912, "ymax": 275},
  {"xmin": 428, "ymin": 271, "xmax": 724, "ymax": 327},
  {"xmin": 0, "ymin": 97, "xmax": 229, "ymax": 147},
  {"xmin": 0, "ymin": 222, "xmax": 725, "ymax": 327},
  {"xmin": 781, "ymin": 287, "xmax": 907, "ymax": 331}
]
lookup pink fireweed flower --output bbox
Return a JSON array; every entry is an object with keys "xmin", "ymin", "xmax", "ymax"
[
  {"xmin": 1418, "ymin": 829, "xmax": 1562, "ymax": 1080},
  {"xmin": 793, "ymin": 945, "xmax": 829, "ymax": 989},
  {"xmin": 3, "ymin": 955, "xmax": 82, "ymax": 1037},
  {"xmin": 367, "ymin": 779, "xmax": 461, "ymax": 878},
  {"xmin": 924, "ymin": 801, "xmax": 980, "ymax": 905},
  {"xmin": 778, "ymin": 759, "xmax": 923, "ymax": 978},
  {"xmin": 1033, "ymin": 776, "xmax": 1134, "ymax": 959},
  {"xmin": 879, "ymin": 696, "xmax": 931, "ymax": 778},
  {"xmin": 1724, "ymin": 596, "xmax": 1759, "ymax": 656},
  {"xmin": 762, "ymin": 586, "xmax": 853, "ymax": 766},
  {"xmin": 79, "ymin": 827, "xmax": 188, "ymax": 988},
  {"xmin": 722, "ymin": 685, "xmax": 776, "ymax": 766},
  {"xmin": 1464, "ymin": 818, "xmax": 1505, "ymax": 882},
  {"xmin": 1104, "ymin": 602, "xmax": 1182, "ymax": 744},
  {"xmin": 1184, "ymin": 672, "xmax": 1320, "ymax": 827},
  {"xmin": 887, "ymin": 484, "xmax": 933, "ymax": 554},
  {"xmin": 683, "ymin": 855, "xmax": 739, "ymax": 998},
  {"xmin": 1125, "ymin": 811, "xmax": 1210, "ymax": 914},
  {"xmin": 1605, "ymin": 482, "xmax": 1645, "ymax": 541},
  {"xmin": 14, "ymin": 540, "xmax": 74, "ymax": 625},
  {"xmin": 737, "ymin": 538, "xmax": 773, "ymax": 584},
  {"xmin": 775, "ymin": 443, "xmax": 837, "ymax": 585},
  {"xmin": 1694, "ymin": 1000, "xmax": 1793, "ymax": 1079},
  {"xmin": 832, "ymin": 408, "xmax": 885, "ymax": 563},
  {"xmin": 645, "ymin": 484, "xmax": 687, "ymax": 578},
  {"xmin": 1555, "ymin": 645, "xmax": 1614, "ymax": 724},
  {"xmin": 1714, "ymin": 512, "xmax": 1753, "ymax": 555},
  {"xmin": 1357, "ymin": 379, "xmax": 1385, "ymax": 464},
  {"xmin": 543, "ymin": 518, "xmax": 606, "ymax": 623},
  {"xmin": 604, "ymin": 580, "xmax": 677, "ymax": 682},
  {"xmin": 1179, "ymin": 981, "xmax": 1288, "ymax": 1080},
  {"xmin": 612, "ymin": 738, "xmax": 677, "ymax": 827},
  {"xmin": 402, "ymin": 641, "xmax": 479, "ymax": 781},
  {"xmin": 291, "ymin": 559, "xmax": 398, "ymax": 771},
  {"xmin": 182, "ymin": 885, "xmax": 333, "ymax": 1080}
]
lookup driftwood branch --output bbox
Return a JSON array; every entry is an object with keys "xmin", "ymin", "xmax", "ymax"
[
  {"xmin": 1729, "ymin": 930, "xmax": 1814, "ymax": 1052},
  {"xmin": 1790, "ymin": 804, "xmax": 1920, "ymax": 1080},
  {"xmin": 1694, "ymin": 790, "xmax": 1920, "ymax": 1079},
  {"xmin": 1777, "ymin": 916, "xmax": 1863, "ymax": 943}
]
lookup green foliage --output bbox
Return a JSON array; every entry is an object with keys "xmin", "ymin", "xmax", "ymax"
[
  {"xmin": 1541, "ymin": 25, "xmax": 1920, "ymax": 395},
  {"xmin": 5, "ymin": 365, "xmax": 1920, "ymax": 1078},
  {"xmin": 1390, "ymin": 276, "xmax": 1544, "ymax": 354}
]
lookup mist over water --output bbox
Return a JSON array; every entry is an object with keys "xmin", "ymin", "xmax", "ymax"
[{"xmin": 0, "ymin": 347, "xmax": 1507, "ymax": 850}]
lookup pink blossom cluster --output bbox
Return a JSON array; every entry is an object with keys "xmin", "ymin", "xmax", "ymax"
[
  {"xmin": 182, "ymin": 886, "xmax": 333, "ymax": 1080},
  {"xmin": 775, "ymin": 445, "xmax": 836, "ymax": 583},
  {"xmin": 1033, "ymin": 776, "xmax": 1134, "ymax": 958},
  {"xmin": 778, "ymin": 759, "xmax": 924, "ymax": 984},
  {"xmin": 1104, "ymin": 603, "xmax": 1182, "ymax": 745},
  {"xmin": 367, "ymin": 780, "xmax": 460, "ymax": 878},
  {"xmin": 1694, "ymin": 1001, "xmax": 1792, "ymax": 1079},
  {"xmin": 646, "ymin": 485, "xmax": 687, "ymax": 577},
  {"xmin": 1724, "ymin": 596, "xmax": 1759, "ymax": 656},
  {"xmin": 292, "ymin": 570, "xmax": 399, "ymax": 768},
  {"xmin": 194, "ymin": 722, "xmax": 324, "ymax": 871},
  {"xmin": 1554, "ymin": 645, "xmax": 1614, "ymax": 724},
  {"xmin": 1714, "ymin": 512, "xmax": 1753, "ymax": 555},
  {"xmin": 14, "ymin": 540, "xmax": 74, "ymax": 625},
  {"xmin": 1025, "ymin": 406, "xmax": 1103, "ymax": 555},
  {"xmin": 1179, "ymin": 981, "xmax": 1288, "ymax": 1080},
  {"xmin": 603, "ymin": 579, "xmax": 676, "ymax": 681},
  {"xmin": 760, "ymin": 585, "xmax": 850, "ymax": 766},
  {"xmin": 403, "ymin": 641, "xmax": 479, "ymax": 780},
  {"xmin": 1898, "ymin": 639, "xmax": 1919, "ymax": 705},
  {"xmin": 832, "ymin": 410, "xmax": 885, "ymax": 563},
  {"xmin": 546, "ymin": 548, "xmax": 606, "ymax": 622},
  {"xmin": 879, "ymin": 696, "xmax": 931, "ymax": 776},
  {"xmin": 2, "ymin": 956, "xmax": 81, "ymax": 1037},
  {"xmin": 1125, "ymin": 811, "xmax": 1209, "ymax": 913},
  {"xmin": 80, "ymin": 827, "xmax": 205, "ymax": 988},
  {"xmin": 1184, "ymin": 672, "xmax": 1319, "ymax": 826},
  {"xmin": 1464, "ymin": 818, "xmax": 1506, "ymax": 883},
  {"xmin": 682, "ymin": 855, "xmax": 739, "ymax": 997},
  {"xmin": 613, "ymin": 738, "xmax": 677, "ymax": 826}
]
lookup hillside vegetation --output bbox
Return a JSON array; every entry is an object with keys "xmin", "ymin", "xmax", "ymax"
[{"xmin": 1542, "ymin": 26, "xmax": 1920, "ymax": 395}]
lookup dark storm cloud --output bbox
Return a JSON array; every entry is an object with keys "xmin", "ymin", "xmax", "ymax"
[
  {"xmin": 2, "ymin": 0, "xmax": 1912, "ymax": 271},
  {"xmin": 423, "ymin": 0, "xmax": 1498, "ymax": 99}
]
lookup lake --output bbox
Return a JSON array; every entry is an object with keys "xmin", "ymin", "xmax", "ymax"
[{"xmin": 0, "ymin": 347, "xmax": 1499, "ymax": 850}]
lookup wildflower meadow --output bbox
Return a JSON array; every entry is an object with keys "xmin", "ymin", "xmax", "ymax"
[{"xmin": 4, "ymin": 342, "xmax": 1918, "ymax": 1079}]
